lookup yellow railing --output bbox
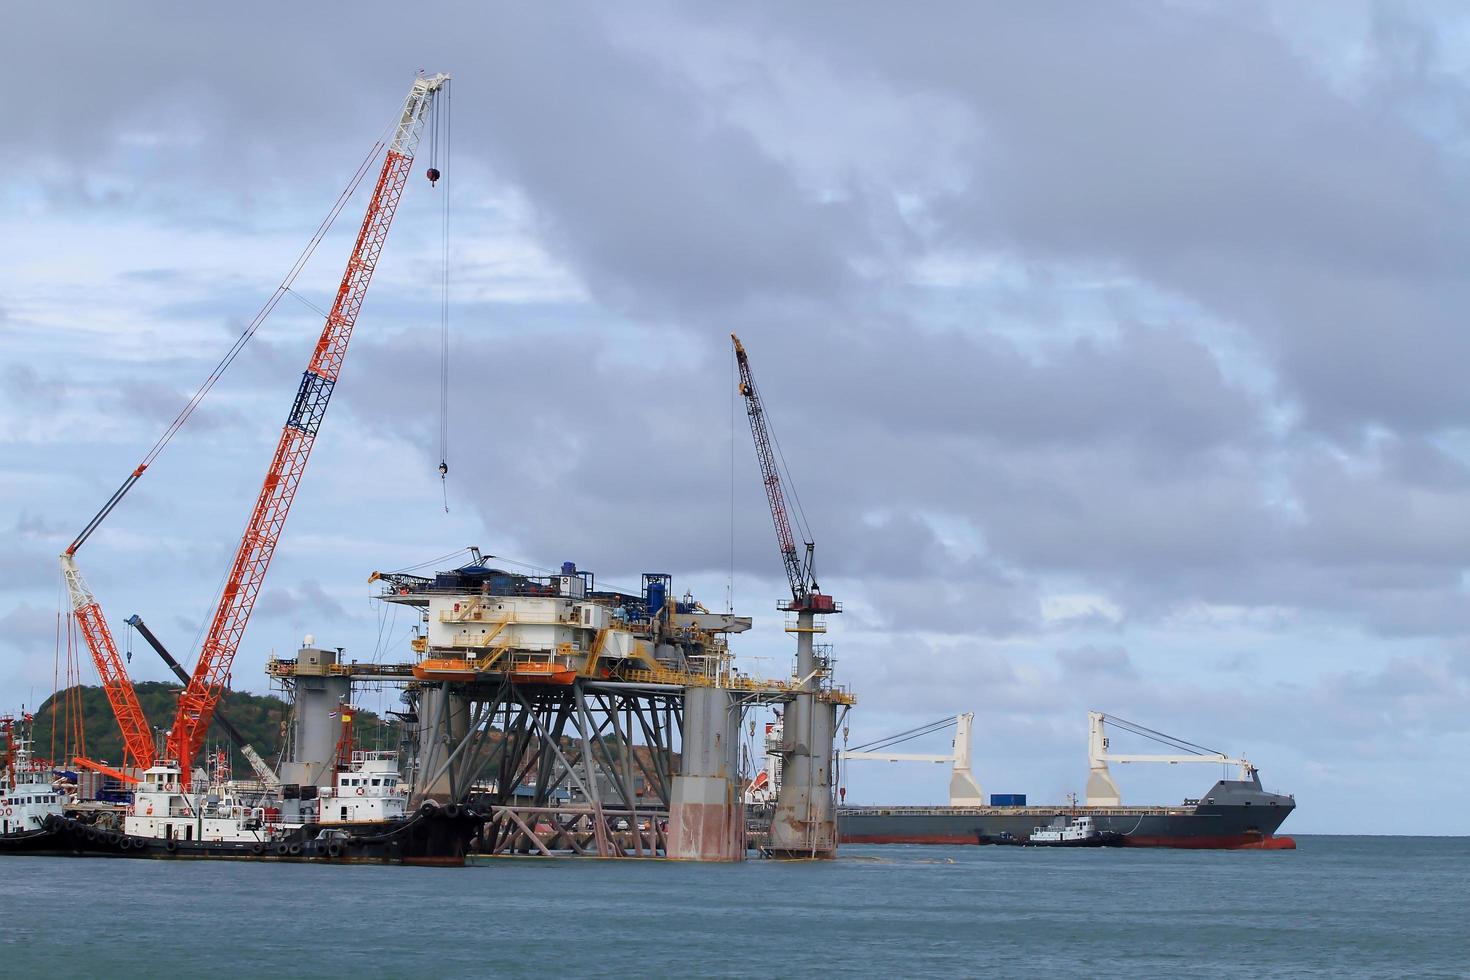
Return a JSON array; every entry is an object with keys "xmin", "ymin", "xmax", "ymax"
[{"xmin": 616, "ymin": 667, "xmax": 856, "ymax": 704}]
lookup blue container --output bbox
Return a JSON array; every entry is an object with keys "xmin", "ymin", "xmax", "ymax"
[{"xmin": 990, "ymin": 793, "xmax": 1027, "ymax": 807}]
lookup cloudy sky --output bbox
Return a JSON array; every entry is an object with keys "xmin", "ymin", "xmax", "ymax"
[{"xmin": 4, "ymin": 2, "xmax": 1470, "ymax": 833}]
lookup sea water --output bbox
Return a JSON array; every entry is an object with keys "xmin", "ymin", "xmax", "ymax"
[{"xmin": 2, "ymin": 836, "xmax": 1464, "ymax": 977}]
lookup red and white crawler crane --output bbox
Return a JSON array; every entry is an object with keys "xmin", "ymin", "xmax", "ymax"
[{"xmin": 61, "ymin": 72, "xmax": 449, "ymax": 788}]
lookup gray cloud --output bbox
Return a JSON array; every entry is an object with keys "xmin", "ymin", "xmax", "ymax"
[
  {"xmin": 725, "ymin": 2, "xmax": 1470, "ymax": 435},
  {"xmin": 1055, "ymin": 644, "xmax": 1136, "ymax": 678},
  {"xmin": 255, "ymin": 581, "xmax": 348, "ymax": 629},
  {"xmin": 0, "ymin": 603, "xmax": 57, "ymax": 656},
  {"xmin": 8, "ymin": 1, "xmax": 1470, "ymax": 831}
]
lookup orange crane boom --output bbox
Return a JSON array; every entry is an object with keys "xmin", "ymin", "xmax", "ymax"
[
  {"xmin": 166, "ymin": 73, "xmax": 449, "ymax": 784},
  {"xmin": 60, "ymin": 552, "xmax": 155, "ymax": 772}
]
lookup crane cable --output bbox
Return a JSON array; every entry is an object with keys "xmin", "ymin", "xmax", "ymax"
[
  {"xmin": 433, "ymin": 81, "xmax": 453, "ymax": 513},
  {"xmin": 845, "ymin": 715, "xmax": 957, "ymax": 754},
  {"xmin": 727, "ymin": 347, "xmax": 736, "ymax": 615},
  {"xmin": 65, "ymin": 129, "xmax": 394, "ymax": 555},
  {"xmin": 1102, "ymin": 714, "xmax": 1224, "ymax": 757}
]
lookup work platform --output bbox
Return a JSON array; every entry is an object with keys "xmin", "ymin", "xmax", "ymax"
[{"xmin": 267, "ymin": 556, "xmax": 853, "ymax": 861}]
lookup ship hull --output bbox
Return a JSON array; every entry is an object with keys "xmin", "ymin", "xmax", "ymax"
[
  {"xmin": 0, "ymin": 828, "xmax": 70, "ymax": 855},
  {"xmin": 840, "ymin": 778, "xmax": 1296, "ymax": 850},
  {"xmin": 31, "ymin": 804, "xmax": 481, "ymax": 865}
]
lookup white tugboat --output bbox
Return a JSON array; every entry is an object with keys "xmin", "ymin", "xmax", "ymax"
[
  {"xmin": 318, "ymin": 750, "xmax": 409, "ymax": 826},
  {"xmin": 123, "ymin": 756, "xmax": 296, "ymax": 846},
  {"xmin": 1025, "ymin": 815, "xmax": 1123, "ymax": 847},
  {"xmin": 0, "ymin": 712, "xmax": 69, "ymax": 850}
]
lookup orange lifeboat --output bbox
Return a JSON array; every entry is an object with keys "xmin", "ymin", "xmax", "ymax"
[
  {"xmin": 509, "ymin": 662, "xmax": 578, "ymax": 685},
  {"xmin": 412, "ymin": 658, "xmax": 479, "ymax": 681}
]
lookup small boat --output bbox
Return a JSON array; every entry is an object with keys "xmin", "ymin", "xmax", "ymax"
[
  {"xmin": 0, "ymin": 712, "xmax": 69, "ymax": 854},
  {"xmin": 980, "ymin": 816, "xmax": 1125, "ymax": 848}
]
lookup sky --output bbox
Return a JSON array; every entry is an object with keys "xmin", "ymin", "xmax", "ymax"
[{"xmin": 3, "ymin": 1, "xmax": 1469, "ymax": 834}]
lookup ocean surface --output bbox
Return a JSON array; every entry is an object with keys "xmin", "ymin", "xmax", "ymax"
[{"xmin": 3, "ymin": 836, "xmax": 1465, "ymax": 978}]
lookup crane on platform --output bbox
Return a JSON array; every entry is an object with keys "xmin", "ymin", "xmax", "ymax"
[
  {"xmin": 731, "ymin": 334, "xmax": 837, "ymax": 614},
  {"xmin": 60, "ymin": 72, "xmax": 450, "ymax": 785},
  {"xmin": 732, "ymin": 334, "xmax": 844, "ymax": 857}
]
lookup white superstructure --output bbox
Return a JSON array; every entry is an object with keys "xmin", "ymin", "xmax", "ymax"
[
  {"xmin": 1, "ymin": 714, "xmax": 66, "ymax": 836},
  {"xmin": 124, "ymin": 761, "xmax": 297, "ymax": 843},
  {"xmin": 745, "ymin": 717, "xmax": 785, "ymax": 806},
  {"xmin": 381, "ymin": 560, "xmax": 751, "ymax": 679},
  {"xmin": 318, "ymin": 750, "xmax": 408, "ymax": 825},
  {"xmin": 1030, "ymin": 815, "xmax": 1099, "ymax": 844}
]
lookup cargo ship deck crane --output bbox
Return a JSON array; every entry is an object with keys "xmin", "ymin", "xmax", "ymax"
[
  {"xmin": 840, "ymin": 714, "xmax": 984, "ymax": 807},
  {"xmin": 166, "ymin": 72, "xmax": 449, "ymax": 786},
  {"xmin": 1086, "ymin": 711, "xmax": 1255, "ymax": 806}
]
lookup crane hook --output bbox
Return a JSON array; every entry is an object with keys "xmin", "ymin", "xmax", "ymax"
[{"xmin": 426, "ymin": 167, "xmax": 441, "ymax": 187}]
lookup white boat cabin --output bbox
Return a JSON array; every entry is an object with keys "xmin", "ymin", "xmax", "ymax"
[
  {"xmin": 1030, "ymin": 815, "xmax": 1098, "ymax": 843},
  {"xmin": 124, "ymin": 762, "xmax": 291, "ymax": 843},
  {"xmin": 1, "ymin": 718, "xmax": 66, "ymax": 836},
  {"xmin": 1, "ymin": 770, "xmax": 65, "ymax": 835},
  {"xmin": 318, "ymin": 751, "xmax": 408, "ymax": 825}
]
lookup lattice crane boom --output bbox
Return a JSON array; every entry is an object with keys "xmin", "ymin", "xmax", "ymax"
[
  {"xmin": 732, "ymin": 334, "xmax": 834, "ymax": 612},
  {"xmin": 59, "ymin": 555, "xmax": 155, "ymax": 772},
  {"xmin": 166, "ymin": 73, "xmax": 449, "ymax": 783}
]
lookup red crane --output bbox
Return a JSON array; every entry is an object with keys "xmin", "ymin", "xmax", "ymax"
[
  {"xmin": 166, "ymin": 73, "xmax": 449, "ymax": 784},
  {"xmin": 731, "ymin": 334, "xmax": 836, "ymax": 613},
  {"xmin": 60, "ymin": 72, "xmax": 449, "ymax": 783},
  {"xmin": 60, "ymin": 555, "xmax": 153, "ymax": 773}
]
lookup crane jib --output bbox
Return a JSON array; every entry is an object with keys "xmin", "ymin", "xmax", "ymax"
[
  {"xmin": 57, "ymin": 71, "xmax": 448, "ymax": 788},
  {"xmin": 286, "ymin": 370, "xmax": 335, "ymax": 435},
  {"xmin": 164, "ymin": 73, "xmax": 447, "ymax": 784}
]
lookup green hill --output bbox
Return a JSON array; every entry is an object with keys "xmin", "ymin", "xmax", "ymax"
[{"xmin": 30, "ymin": 683, "xmax": 399, "ymax": 775}]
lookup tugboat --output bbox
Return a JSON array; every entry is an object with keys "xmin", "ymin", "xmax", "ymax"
[
  {"xmin": 978, "ymin": 815, "xmax": 1125, "ymax": 847},
  {"xmin": 0, "ymin": 712, "xmax": 69, "ymax": 854},
  {"xmin": 44, "ymin": 747, "xmax": 480, "ymax": 865},
  {"xmin": 1012, "ymin": 815, "xmax": 1124, "ymax": 848}
]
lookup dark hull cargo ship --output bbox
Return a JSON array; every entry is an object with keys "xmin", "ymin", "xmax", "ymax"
[
  {"xmin": 834, "ymin": 712, "xmax": 1297, "ymax": 850},
  {"xmin": 840, "ymin": 771, "xmax": 1296, "ymax": 849}
]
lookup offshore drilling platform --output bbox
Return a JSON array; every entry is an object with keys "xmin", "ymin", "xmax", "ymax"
[
  {"xmin": 259, "ymin": 332, "xmax": 854, "ymax": 862},
  {"xmin": 17, "ymin": 70, "xmax": 855, "ymax": 865},
  {"xmin": 268, "ymin": 549, "xmax": 852, "ymax": 861}
]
